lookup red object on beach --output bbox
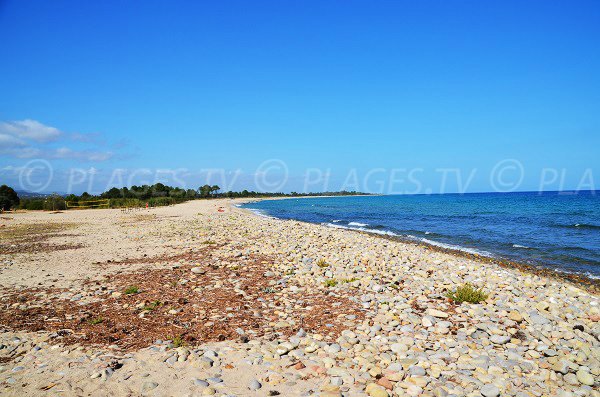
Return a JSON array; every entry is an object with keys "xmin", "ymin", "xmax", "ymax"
[{"xmin": 146, "ymin": 202, "xmax": 149, "ymax": 209}]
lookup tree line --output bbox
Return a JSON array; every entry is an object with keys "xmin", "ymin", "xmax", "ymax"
[{"xmin": 0, "ymin": 183, "xmax": 366, "ymax": 211}]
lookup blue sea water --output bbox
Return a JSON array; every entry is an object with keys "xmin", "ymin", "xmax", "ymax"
[{"xmin": 241, "ymin": 191, "xmax": 600, "ymax": 279}]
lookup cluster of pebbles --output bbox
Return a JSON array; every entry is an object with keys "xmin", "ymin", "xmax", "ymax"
[{"xmin": 0, "ymin": 200, "xmax": 598, "ymax": 396}]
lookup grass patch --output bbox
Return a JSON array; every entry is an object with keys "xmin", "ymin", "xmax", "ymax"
[
  {"xmin": 142, "ymin": 300, "xmax": 162, "ymax": 311},
  {"xmin": 316, "ymin": 258, "xmax": 329, "ymax": 268},
  {"xmin": 445, "ymin": 283, "xmax": 488, "ymax": 304},
  {"xmin": 263, "ymin": 287, "xmax": 277, "ymax": 293},
  {"xmin": 171, "ymin": 334, "xmax": 186, "ymax": 348},
  {"xmin": 124, "ymin": 286, "xmax": 140, "ymax": 295},
  {"xmin": 342, "ymin": 277, "xmax": 359, "ymax": 283},
  {"xmin": 324, "ymin": 279, "xmax": 338, "ymax": 287},
  {"xmin": 202, "ymin": 240, "xmax": 216, "ymax": 245},
  {"xmin": 89, "ymin": 317, "xmax": 104, "ymax": 325}
]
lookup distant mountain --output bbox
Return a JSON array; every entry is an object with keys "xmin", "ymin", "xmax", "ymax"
[{"xmin": 15, "ymin": 190, "xmax": 65, "ymax": 198}]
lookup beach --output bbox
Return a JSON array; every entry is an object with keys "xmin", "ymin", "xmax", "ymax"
[{"xmin": 0, "ymin": 199, "xmax": 598, "ymax": 396}]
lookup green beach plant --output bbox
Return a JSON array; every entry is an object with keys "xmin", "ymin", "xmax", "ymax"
[
  {"xmin": 124, "ymin": 286, "xmax": 140, "ymax": 294},
  {"xmin": 324, "ymin": 279, "xmax": 338, "ymax": 287},
  {"xmin": 143, "ymin": 300, "xmax": 161, "ymax": 311},
  {"xmin": 171, "ymin": 334, "xmax": 186, "ymax": 348},
  {"xmin": 317, "ymin": 259, "xmax": 329, "ymax": 268},
  {"xmin": 445, "ymin": 283, "xmax": 488, "ymax": 304}
]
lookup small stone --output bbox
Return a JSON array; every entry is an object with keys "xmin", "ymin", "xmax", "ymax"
[
  {"xmin": 194, "ymin": 379, "xmax": 209, "ymax": 387},
  {"xmin": 480, "ymin": 384, "xmax": 500, "ymax": 397},
  {"xmin": 552, "ymin": 360, "xmax": 571, "ymax": 374},
  {"xmin": 202, "ymin": 387, "xmax": 216, "ymax": 395},
  {"xmin": 576, "ymin": 370, "xmax": 594, "ymax": 386},
  {"xmin": 191, "ymin": 267, "xmax": 205, "ymax": 274},
  {"xmin": 249, "ymin": 379, "xmax": 262, "ymax": 390},
  {"xmin": 422, "ymin": 316, "xmax": 436, "ymax": 327},
  {"xmin": 490, "ymin": 335, "xmax": 511, "ymax": 345},
  {"xmin": 508, "ymin": 311, "xmax": 523, "ymax": 322},
  {"xmin": 365, "ymin": 382, "xmax": 389, "ymax": 397},
  {"xmin": 206, "ymin": 377, "xmax": 223, "ymax": 384},
  {"xmin": 390, "ymin": 343, "xmax": 408, "ymax": 354},
  {"xmin": 426, "ymin": 309, "xmax": 448, "ymax": 318},
  {"xmin": 141, "ymin": 381, "xmax": 159, "ymax": 393}
]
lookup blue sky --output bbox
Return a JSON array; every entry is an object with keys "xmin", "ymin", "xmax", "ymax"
[{"xmin": 1, "ymin": 1, "xmax": 599, "ymax": 194}]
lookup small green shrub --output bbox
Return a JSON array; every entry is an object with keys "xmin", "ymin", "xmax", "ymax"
[
  {"xmin": 316, "ymin": 259, "xmax": 328, "ymax": 268},
  {"xmin": 124, "ymin": 286, "xmax": 140, "ymax": 294},
  {"xmin": 202, "ymin": 240, "xmax": 216, "ymax": 245},
  {"xmin": 445, "ymin": 283, "xmax": 488, "ymax": 304},
  {"xmin": 89, "ymin": 317, "xmax": 104, "ymax": 325},
  {"xmin": 342, "ymin": 277, "xmax": 359, "ymax": 283},
  {"xmin": 143, "ymin": 300, "xmax": 161, "ymax": 311},
  {"xmin": 171, "ymin": 334, "xmax": 186, "ymax": 348},
  {"xmin": 324, "ymin": 279, "xmax": 338, "ymax": 287}
]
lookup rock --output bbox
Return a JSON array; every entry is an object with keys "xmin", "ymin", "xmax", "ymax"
[
  {"xmin": 390, "ymin": 343, "xmax": 408, "ymax": 354},
  {"xmin": 427, "ymin": 309, "xmax": 449, "ymax": 318},
  {"xmin": 365, "ymin": 382, "xmax": 389, "ymax": 397},
  {"xmin": 249, "ymin": 379, "xmax": 262, "ymax": 390},
  {"xmin": 194, "ymin": 379, "xmax": 209, "ymax": 387},
  {"xmin": 480, "ymin": 384, "xmax": 500, "ymax": 397},
  {"xmin": 552, "ymin": 360, "xmax": 571, "ymax": 375},
  {"xmin": 508, "ymin": 311, "xmax": 523, "ymax": 322},
  {"xmin": 408, "ymin": 366, "xmax": 426, "ymax": 376},
  {"xmin": 202, "ymin": 387, "xmax": 216, "ymax": 395},
  {"xmin": 191, "ymin": 267, "xmax": 205, "ymax": 274},
  {"xmin": 576, "ymin": 370, "xmax": 594, "ymax": 386},
  {"xmin": 206, "ymin": 377, "xmax": 223, "ymax": 384},
  {"xmin": 490, "ymin": 335, "xmax": 511, "ymax": 345},
  {"xmin": 141, "ymin": 382, "xmax": 159, "ymax": 393},
  {"xmin": 422, "ymin": 316, "xmax": 436, "ymax": 327}
]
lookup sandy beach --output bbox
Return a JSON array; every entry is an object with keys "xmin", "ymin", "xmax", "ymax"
[{"xmin": 0, "ymin": 199, "xmax": 598, "ymax": 396}]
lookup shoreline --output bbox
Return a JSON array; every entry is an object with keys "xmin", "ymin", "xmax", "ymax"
[{"xmin": 237, "ymin": 197, "xmax": 600, "ymax": 295}]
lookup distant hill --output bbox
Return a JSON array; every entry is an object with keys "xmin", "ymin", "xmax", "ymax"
[{"xmin": 15, "ymin": 190, "xmax": 63, "ymax": 198}]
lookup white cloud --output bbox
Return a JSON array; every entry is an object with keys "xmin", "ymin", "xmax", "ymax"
[
  {"xmin": 51, "ymin": 147, "xmax": 114, "ymax": 162},
  {"xmin": 0, "ymin": 133, "xmax": 27, "ymax": 148},
  {"xmin": 0, "ymin": 119, "xmax": 116, "ymax": 162},
  {"xmin": 0, "ymin": 119, "xmax": 61, "ymax": 142}
]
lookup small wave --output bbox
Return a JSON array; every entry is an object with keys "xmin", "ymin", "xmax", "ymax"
[
  {"xmin": 247, "ymin": 208, "xmax": 277, "ymax": 220},
  {"xmin": 512, "ymin": 244, "xmax": 530, "ymax": 249},
  {"xmin": 424, "ymin": 231, "xmax": 431, "ymax": 235},
  {"xmin": 348, "ymin": 222, "xmax": 368, "ymax": 227},
  {"xmin": 323, "ymin": 222, "xmax": 398, "ymax": 236},
  {"xmin": 420, "ymin": 238, "xmax": 494, "ymax": 257},
  {"xmin": 332, "ymin": 219, "xmax": 342, "ymax": 223},
  {"xmin": 554, "ymin": 223, "xmax": 600, "ymax": 230}
]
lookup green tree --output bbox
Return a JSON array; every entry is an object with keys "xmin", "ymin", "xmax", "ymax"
[{"xmin": 0, "ymin": 185, "xmax": 20, "ymax": 211}]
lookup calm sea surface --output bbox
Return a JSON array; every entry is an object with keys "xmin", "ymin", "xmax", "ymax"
[{"xmin": 241, "ymin": 191, "xmax": 600, "ymax": 279}]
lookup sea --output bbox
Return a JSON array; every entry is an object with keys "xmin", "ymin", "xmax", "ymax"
[{"xmin": 241, "ymin": 191, "xmax": 600, "ymax": 280}]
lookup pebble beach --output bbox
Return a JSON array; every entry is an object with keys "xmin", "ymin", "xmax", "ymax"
[{"xmin": 0, "ymin": 198, "xmax": 598, "ymax": 396}]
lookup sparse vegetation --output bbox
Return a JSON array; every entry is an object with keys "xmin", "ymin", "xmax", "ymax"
[
  {"xmin": 317, "ymin": 259, "xmax": 329, "ymax": 268},
  {"xmin": 342, "ymin": 277, "xmax": 359, "ymax": 283},
  {"xmin": 89, "ymin": 317, "xmax": 104, "ymax": 325},
  {"xmin": 202, "ymin": 240, "xmax": 216, "ymax": 245},
  {"xmin": 143, "ymin": 300, "xmax": 162, "ymax": 311},
  {"xmin": 263, "ymin": 287, "xmax": 277, "ymax": 293},
  {"xmin": 324, "ymin": 279, "xmax": 338, "ymax": 287},
  {"xmin": 171, "ymin": 334, "xmax": 186, "ymax": 347},
  {"xmin": 124, "ymin": 286, "xmax": 140, "ymax": 294},
  {"xmin": 445, "ymin": 283, "xmax": 488, "ymax": 304}
]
